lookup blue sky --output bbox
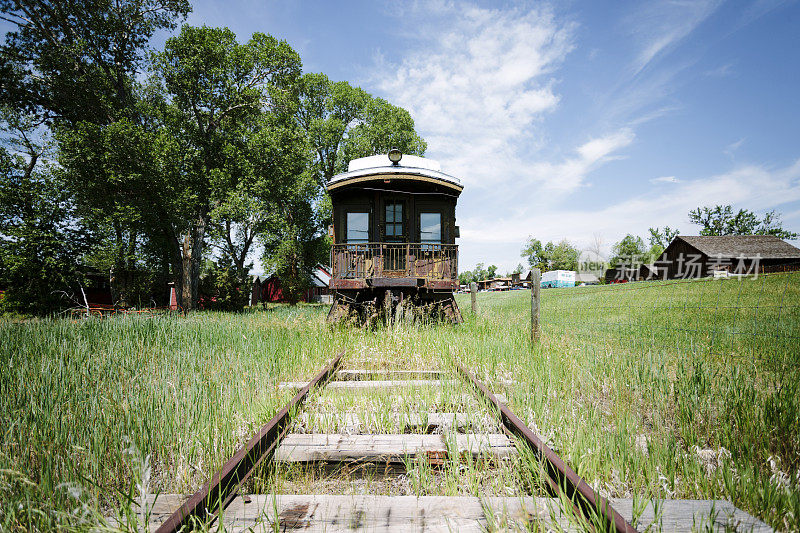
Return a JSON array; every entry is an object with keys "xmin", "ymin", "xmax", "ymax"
[{"xmin": 127, "ymin": 1, "xmax": 800, "ymax": 271}]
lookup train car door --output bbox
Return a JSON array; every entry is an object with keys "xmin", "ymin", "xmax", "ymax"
[{"xmin": 382, "ymin": 198, "xmax": 406, "ymax": 273}]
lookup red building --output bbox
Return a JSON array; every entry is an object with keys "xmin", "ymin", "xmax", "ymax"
[{"xmin": 251, "ymin": 265, "xmax": 332, "ymax": 304}]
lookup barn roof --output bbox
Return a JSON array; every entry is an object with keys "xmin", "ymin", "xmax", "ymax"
[
  {"xmin": 674, "ymin": 235, "xmax": 800, "ymax": 259},
  {"xmin": 253, "ymin": 264, "xmax": 331, "ymax": 287},
  {"xmin": 310, "ymin": 265, "xmax": 331, "ymax": 288}
]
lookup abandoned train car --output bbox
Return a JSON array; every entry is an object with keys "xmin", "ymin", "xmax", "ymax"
[{"xmin": 327, "ymin": 149, "xmax": 463, "ymax": 324}]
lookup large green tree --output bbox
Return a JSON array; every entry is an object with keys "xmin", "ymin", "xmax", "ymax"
[
  {"xmin": 246, "ymin": 111, "xmax": 329, "ymax": 305},
  {"xmin": 689, "ymin": 205, "xmax": 798, "ymax": 239},
  {"xmin": 0, "ymin": 0, "xmax": 190, "ymax": 124},
  {"xmin": 340, "ymin": 97, "xmax": 427, "ymax": 166},
  {"xmin": 296, "ymin": 73, "xmax": 427, "ymax": 185},
  {"xmin": 521, "ymin": 237, "xmax": 580, "ymax": 271},
  {"xmin": 296, "ymin": 73, "xmax": 368, "ymax": 185},
  {"xmin": 548, "ymin": 240, "xmax": 580, "ymax": 271},
  {"xmin": 1, "ymin": 0, "xmax": 190, "ymax": 306},
  {"xmin": 59, "ymin": 117, "xmax": 165, "ymax": 306},
  {"xmin": 0, "ymin": 109, "xmax": 88, "ymax": 313},
  {"xmin": 2, "ymin": 5, "xmax": 429, "ymax": 313},
  {"xmin": 609, "ymin": 234, "xmax": 648, "ymax": 267},
  {"xmin": 150, "ymin": 25, "xmax": 302, "ymax": 309},
  {"xmin": 647, "ymin": 225, "xmax": 680, "ymax": 259},
  {"xmin": 521, "ymin": 238, "xmax": 546, "ymax": 271}
]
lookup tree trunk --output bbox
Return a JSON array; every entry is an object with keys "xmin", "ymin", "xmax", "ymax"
[
  {"xmin": 110, "ymin": 221, "xmax": 128, "ymax": 307},
  {"xmin": 179, "ymin": 211, "xmax": 208, "ymax": 311},
  {"xmin": 109, "ymin": 227, "xmax": 139, "ymax": 308}
]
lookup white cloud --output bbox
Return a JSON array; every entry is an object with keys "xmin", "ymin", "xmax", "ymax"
[
  {"xmin": 364, "ymin": 2, "xmax": 800, "ymax": 276},
  {"xmin": 705, "ymin": 62, "xmax": 735, "ymax": 77},
  {"xmin": 724, "ymin": 137, "xmax": 745, "ymax": 158},
  {"xmin": 372, "ymin": 4, "xmax": 576, "ymax": 190},
  {"xmin": 595, "ymin": 1, "xmax": 722, "ymax": 128},
  {"xmin": 650, "ymin": 176, "xmax": 680, "ymax": 184},
  {"xmin": 459, "ymin": 159, "xmax": 800, "ymax": 272},
  {"xmin": 525, "ymin": 129, "xmax": 635, "ymax": 193},
  {"xmin": 625, "ymin": 0, "xmax": 722, "ymax": 77}
]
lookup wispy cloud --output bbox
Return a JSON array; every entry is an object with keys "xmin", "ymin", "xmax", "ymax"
[
  {"xmin": 597, "ymin": 1, "xmax": 723, "ymax": 127},
  {"xmin": 625, "ymin": 0, "xmax": 723, "ymax": 77},
  {"xmin": 372, "ymin": 3, "xmax": 576, "ymax": 189},
  {"xmin": 705, "ymin": 62, "xmax": 735, "ymax": 77},
  {"xmin": 650, "ymin": 176, "xmax": 680, "ymax": 184},
  {"xmin": 526, "ymin": 129, "xmax": 635, "ymax": 193},
  {"xmin": 724, "ymin": 137, "xmax": 746, "ymax": 158},
  {"xmin": 365, "ymin": 1, "xmax": 800, "ymax": 274}
]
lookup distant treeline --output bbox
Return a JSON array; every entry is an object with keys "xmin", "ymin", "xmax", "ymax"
[
  {"xmin": 0, "ymin": 0, "xmax": 426, "ymax": 314},
  {"xmin": 461, "ymin": 207, "xmax": 796, "ymax": 283}
]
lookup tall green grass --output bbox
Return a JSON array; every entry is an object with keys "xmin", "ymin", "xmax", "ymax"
[
  {"xmin": 452, "ymin": 272, "xmax": 799, "ymax": 530},
  {"xmin": 0, "ymin": 307, "xmax": 352, "ymax": 530},
  {"xmin": 2, "ymin": 274, "xmax": 798, "ymax": 530}
]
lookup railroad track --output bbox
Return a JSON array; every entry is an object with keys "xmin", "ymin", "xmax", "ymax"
[{"xmin": 140, "ymin": 351, "xmax": 770, "ymax": 532}]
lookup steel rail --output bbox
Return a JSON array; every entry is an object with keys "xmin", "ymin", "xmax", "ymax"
[
  {"xmin": 456, "ymin": 364, "xmax": 638, "ymax": 533},
  {"xmin": 155, "ymin": 351, "xmax": 344, "ymax": 533}
]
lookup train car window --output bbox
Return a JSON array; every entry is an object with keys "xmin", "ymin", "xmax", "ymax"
[
  {"xmin": 346, "ymin": 212, "xmax": 369, "ymax": 243},
  {"xmin": 420, "ymin": 213, "xmax": 441, "ymax": 243},
  {"xmin": 385, "ymin": 203, "xmax": 403, "ymax": 240}
]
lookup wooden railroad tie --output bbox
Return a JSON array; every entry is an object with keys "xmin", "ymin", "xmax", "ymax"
[
  {"xmin": 273, "ymin": 433, "xmax": 517, "ymax": 465},
  {"xmin": 139, "ymin": 494, "xmax": 773, "ymax": 532},
  {"xmin": 141, "ymin": 363, "xmax": 773, "ymax": 533}
]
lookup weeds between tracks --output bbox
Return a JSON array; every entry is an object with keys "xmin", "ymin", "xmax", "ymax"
[{"xmin": 1, "ymin": 276, "xmax": 798, "ymax": 530}]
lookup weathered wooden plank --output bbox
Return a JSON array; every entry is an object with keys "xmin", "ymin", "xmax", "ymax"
[
  {"xmin": 279, "ymin": 379, "xmax": 456, "ymax": 390},
  {"xmin": 607, "ymin": 498, "xmax": 773, "ymax": 533},
  {"xmin": 336, "ymin": 369, "xmax": 444, "ymax": 380},
  {"xmin": 274, "ymin": 433, "xmax": 516, "ymax": 463},
  {"xmin": 133, "ymin": 494, "xmax": 773, "ymax": 532}
]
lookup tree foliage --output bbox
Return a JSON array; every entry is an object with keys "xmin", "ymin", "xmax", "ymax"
[
  {"xmin": 648, "ymin": 226, "xmax": 680, "ymax": 249},
  {"xmin": 1, "ymin": 0, "xmax": 191, "ymax": 311},
  {"xmin": 145, "ymin": 25, "xmax": 302, "ymax": 309},
  {"xmin": 689, "ymin": 205, "xmax": 798, "ymax": 239},
  {"xmin": 297, "ymin": 73, "xmax": 427, "ymax": 185},
  {"xmin": 341, "ymin": 97, "xmax": 427, "ymax": 165},
  {"xmin": 0, "ymin": 0, "xmax": 190, "ymax": 124},
  {"xmin": 1, "ymin": 9, "xmax": 427, "ymax": 313},
  {"xmin": 609, "ymin": 234, "xmax": 647, "ymax": 267},
  {"xmin": 0, "ymin": 111, "xmax": 88, "ymax": 313},
  {"xmin": 521, "ymin": 237, "xmax": 580, "ymax": 271},
  {"xmin": 646, "ymin": 225, "xmax": 679, "ymax": 260}
]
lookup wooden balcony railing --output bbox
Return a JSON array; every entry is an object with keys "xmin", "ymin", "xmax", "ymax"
[{"xmin": 332, "ymin": 243, "xmax": 458, "ymax": 281}]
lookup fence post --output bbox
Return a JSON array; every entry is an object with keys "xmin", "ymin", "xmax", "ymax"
[
  {"xmin": 531, "ymin": 268, "xmax": 541, "ymax": 344},
  {"xmin": 470, "ymin": 282, "xmax": 477, "ymax": 314}
]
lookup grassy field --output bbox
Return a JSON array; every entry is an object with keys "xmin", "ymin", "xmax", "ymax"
[{"xmin": 1, "ymin": 271, "xmax": 798, "ymax": 531}]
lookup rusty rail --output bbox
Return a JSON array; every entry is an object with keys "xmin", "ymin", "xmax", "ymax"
[
  {"xmin": 155, "ymin": 351, "xmax": 344, "ymax": 533},
  {"xmin": 456, "ymin": 364, "xmax": 638, "ymax": 533}
]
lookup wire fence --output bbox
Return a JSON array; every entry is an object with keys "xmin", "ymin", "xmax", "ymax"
[{"xmin": 540, "ymin": 267, "xmax": 800, "ymax": 369}]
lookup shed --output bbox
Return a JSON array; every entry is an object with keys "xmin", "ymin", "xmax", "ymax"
[
  {"xmin": 251, "ymin": 265, "xmax": 331, "ymax": 304},
  {"xmin": 658, "ymin": 235, "xmax": 800, "ymax": 279},
  {"xmin": 604, "ymin": 266, "xmax": 643, "ymax": 283}
]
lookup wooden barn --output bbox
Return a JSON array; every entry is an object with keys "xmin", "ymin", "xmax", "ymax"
[
  {"xmin": 605, "ymin": 235, "xmax": 800, "ymax": 282},
  {"xmin": 656, "ymin": 235, "xmax": 800, "ymax": 279}
]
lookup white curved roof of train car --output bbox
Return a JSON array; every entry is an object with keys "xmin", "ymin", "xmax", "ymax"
[{"xmin": 328, "ymin": 154, "xmax": 462, "ymax": 189}]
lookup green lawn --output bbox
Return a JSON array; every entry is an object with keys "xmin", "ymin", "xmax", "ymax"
[{"xmin": 1, "ymin": 272, "xmax": 798, "ymax": 531}]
